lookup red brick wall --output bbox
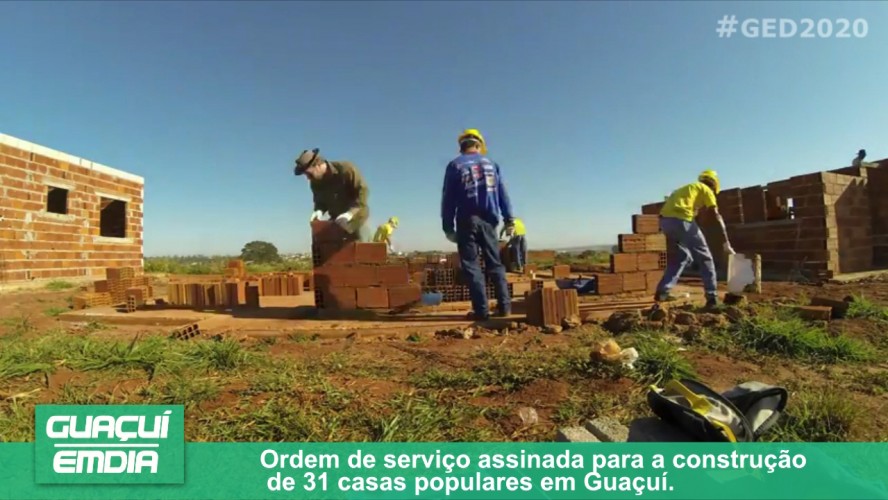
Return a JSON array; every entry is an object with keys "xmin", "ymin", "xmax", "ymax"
[
  {"xmin": 868, "ymin": 167, "xmax": 888, "ymax": 267},
  {"xmin": 826, "ymin": 173, "xmax": 872, "ymax": 273},
  {"xmin": 0, "ymin": 137, "xmax": 143, "ymax": 282}
]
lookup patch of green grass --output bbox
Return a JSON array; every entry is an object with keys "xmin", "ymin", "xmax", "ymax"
[
  {"xmin": 140, "ymin": 375, "xmax": 221, "ymax": 407},
  {"xmin": 286, "ymin": 332, "xmax": 319, "ymax": 343},
  {"xmin": 768, "ymin": 387, "xmax": 859, "ymax": 442},
  {"xmin": 43, "ymin": 307, "xmax": 69, "ymax": 317},
  {"xmin": 552, "ymin": 393, "xmax": 586, "ymax": 426},
  {"xmin": 406, "ymin": 333, "xmax": 422, "ymax": 343},
  {"xmin": 190, "ymin": 396, "xmax": 340, "ymax": 441},
  {"xmin": 732, "ymin": 313, "xmax": 873, "ymax": 363},
  {"xmin": 846, "ymin": 295, "xmax": 888, "ymax": 322},
  {"xmin": 45, "ymin": 280, "xmax": 75, "ymax": 291},
  {"xmin": 411, "ymin": 368, "xmax": 482, "ymax": 390},
  {"xmin": 370, "ymin": 392, "xmax": 495, "ymax": 442},
  {"xmin": 0, "ymin": 402, "xmax": 34, "ymax": 442},
  {"xmin": 1, "ymin": 315, "xmax": 36, "ymax": 337},
  {"xmin": 188, "ymin": 339, "xmax": 252, "ymax": 372},
  {"xmin": 850, "ymin": 370, "xmax": 888, "ymax": 396},
  {"xmin": 630, "ymin": 333, "xmax": 697, "ymax": 386}
]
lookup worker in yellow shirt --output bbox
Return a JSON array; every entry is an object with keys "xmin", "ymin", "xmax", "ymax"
[
  {"xmin": 655, "ymin": 170, "xmax": 735, "ymax": 308},
  {"xmin": 500, "ymin": 218, "xmax": 527, "ymax": 272},
  {"xmin": 373, "ymin": 216, "xmax": 399, "ymax": 252}
]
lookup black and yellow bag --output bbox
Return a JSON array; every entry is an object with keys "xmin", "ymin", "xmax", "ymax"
[{"xmin": 647, "ymin": 379, "xmax": 788, "ymax": 442}]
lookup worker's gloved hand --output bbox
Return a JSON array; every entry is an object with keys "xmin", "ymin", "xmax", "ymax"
[
  {"xmin": 310, "ymin": 210, "xmax": 324, "ymax": 222},
  {"xmin": 445, "ymin": 232, "xmax": 458, "ymax": 244},
  {"xmin": 724, "ymin": 242, "xmax": 736, "ymax": 255},
  {"xmin": 335, "ymin": 212, "xmax": 354, "ymax": 231}
]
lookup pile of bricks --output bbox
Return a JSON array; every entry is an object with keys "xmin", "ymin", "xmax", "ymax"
[
  {"xmin": 72, "ymin": 266, "xmax": 153, "ymax": 310},
  {"xmin": 642, "ymin": 167, "xmax": 888, "ymax": 278},
  {"xmin": 525, "ymin": 288, "xmax": 579, "ymax": 327},
  {"xmin": 72, "ymin": 292, "xmax": 113, "ymax": 310},
  {"xmin": 165, "ymin": 269, "xmax": 309, "ymax": 309},
  {"xmin": 593, "ymin": 215, "xmax": 666, "ymax": 295},
  {"xmin": 416, "ymin": 254, "xmax": 515, "ymax": 303},
  {"xmin": 311, "ymin": 221, "xmax": 421, "ymax": 310},
  {"xmin": 224, "ymin": 259, "xmax": 247, "ymax": 279}
]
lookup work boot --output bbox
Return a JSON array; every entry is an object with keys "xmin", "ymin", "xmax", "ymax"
[
  {"xmin": 704, "ymin": 296, "xmax": 720, "ymax": 310},
  {"xmin": 493, "ymin": 305, "xmax": 511, "ymax": 318},
  {"xmin": 466, "ymin": 311, "xmax": 490, "ymax": 322},
  {"xmin": 654, "ymin": 292, "xmax": 680, "ymax": 302}
]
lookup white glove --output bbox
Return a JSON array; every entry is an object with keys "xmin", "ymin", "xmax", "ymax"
[
  {"xmin": 310, "ymin": 210, "xmax": 324, "ymax": 222},
  {"xmin": 445, "ymin": 232, "xmax": 458, "ymax": 244},
  {"xmin": 335, "ymin": 212, "xmax": 354, "ymax": 231}
]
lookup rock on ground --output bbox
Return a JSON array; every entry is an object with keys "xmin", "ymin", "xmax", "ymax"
[{"xmin": 603, "ymin": 310, "xmax": 641, "ymax": 334}]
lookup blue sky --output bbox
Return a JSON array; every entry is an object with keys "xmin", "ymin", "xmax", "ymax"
[{"xmin": 1, "ymin": 1, "xmax": 886, "ymax": 256}]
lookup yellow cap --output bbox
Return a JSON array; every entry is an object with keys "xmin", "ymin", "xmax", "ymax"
[
  {"xmin": 458, "ymin": 129, "xmax": 487, "ymax": 155},
  {"xmin": 388, "ymin": 216, "xmax": 399, "ymax": 227},
  {"xmin": 698, "ymin": 170, "xmax": 720, "ymax": 194}
]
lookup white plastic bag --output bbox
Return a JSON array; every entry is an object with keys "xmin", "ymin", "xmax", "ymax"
[{"xmin": 727, "ymin": 253, "xmax": 755, "ymax": 294}]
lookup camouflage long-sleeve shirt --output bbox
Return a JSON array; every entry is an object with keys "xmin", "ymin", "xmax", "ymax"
[{"xmin": 310, "ymin": 161, "xmax": 370, "ymax": 232}]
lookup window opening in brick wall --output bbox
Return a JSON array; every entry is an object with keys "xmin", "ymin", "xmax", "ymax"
[
  {"xmin": 99, "ymin": 198, "xmax": 127, "ymax": 238},
  {"xmin": 46, "ymin": 187, "xmax": 68, "ymax": 215}
]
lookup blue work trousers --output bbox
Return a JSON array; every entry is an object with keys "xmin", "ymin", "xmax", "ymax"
[
  {"xmin": 656, "ymin": 217, "xmax": 718, "ymax": 298},
  {"xmin": 456, "ymin": 216, "xmax": 511, "ymax": 316}
]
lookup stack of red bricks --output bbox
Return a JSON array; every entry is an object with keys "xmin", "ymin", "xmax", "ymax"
[
  {"xmin": 224, "ymin": 259, "xmax": 247, "ymax": 280},
  {"xmin": 72, "ymin": 266, "xmax": 153, "ymax": 310},
  {"xmin": 593, "ymin": 215, "xmax": 667, "ymax": 295},
  {"xmin": 166, "ymin": 269, "xmax": 310, "ymax": 309},
  {"xmin": 414, "ymin": 253, "xmax": 515, "ymax": 303},
  {"xmin": 311, "ymin": 221, "xmax": 421, "ymax": 310},
  {"xmin": 525, "ymin": 288, "xmax": 579, "ymax": 327}
]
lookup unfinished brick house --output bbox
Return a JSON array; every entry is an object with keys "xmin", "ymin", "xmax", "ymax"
[
  {"xmin": 0, "ymin": 133, "xmax": 144, "ymax": 283},
  {"xmin": 641, "ymin": 159, "xmax": 888, "ymax": 279}
]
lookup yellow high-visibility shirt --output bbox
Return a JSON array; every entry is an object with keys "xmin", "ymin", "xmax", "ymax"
[
  {"xmin": 501, "ymin": 218, "xmax": 526, "ymax": 238},
  {"xmin": 512, "ymin": 218, "xmax": 526, "ymax": 236},
  {"xmin": 660, "ymin": 182, "xmax": 718, "ymax": 222},
  {"xmin": 373, "ymin": 223, "xmax": 394, "ymax": 243}
]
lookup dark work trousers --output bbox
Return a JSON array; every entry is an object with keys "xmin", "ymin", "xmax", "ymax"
[
  {"xmin": 456, "ymin": 215, "xmax": 511, "ymax": 316},
  {"xmin": 511, "ymin": 235, "xmax": 527, "ymax": 269}
]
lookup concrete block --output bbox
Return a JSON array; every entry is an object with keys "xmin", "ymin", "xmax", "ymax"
[
  {"xmin": 585, "ymin": 417, "xmax": 629, "ymax": 442},
  {"xmin": 556, "ymin": 426, "xmax": 601, "ymax": 443}
]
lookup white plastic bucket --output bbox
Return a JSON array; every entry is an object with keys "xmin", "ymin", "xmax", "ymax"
[{"xmin": 727, "ymin": 253, "xmax": 755, "ymax": 294}]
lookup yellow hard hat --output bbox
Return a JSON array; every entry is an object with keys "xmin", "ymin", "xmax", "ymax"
[
  {"xmin": 698, "ymin": 170, "xmax": 720, "ymax": 194},
  {"xmin": 458, "ymin": 129, "xmax": 488, "ymax": 155},
  {"xmin": 388, "ymin": 216, "xmax": 399, "ymax": 227}
]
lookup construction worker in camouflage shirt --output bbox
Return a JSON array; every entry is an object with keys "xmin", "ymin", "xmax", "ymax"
[{"xmin": 294, "ymin": 148, "xmax": 370, "ymax": 240}]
